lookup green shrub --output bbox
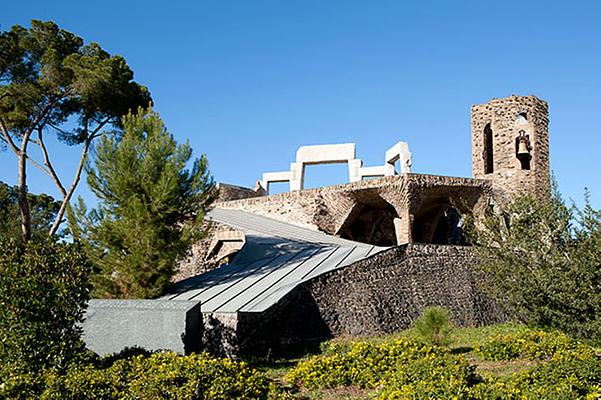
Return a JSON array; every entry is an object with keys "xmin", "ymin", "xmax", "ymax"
[
  {"xmin": 413, "ymin": 306, "xmax": 453, "ymax": 347},
  {"xmin": 471, "ymin": 354, "xmax": 601, "ymax": 399},
  {"xmin": 286, "ymin": 329, "xmax": 600, "ymax": 400},
  {"xmin": 0, "ymin": 238, "xmax": 92, "ymax": 376},
  {"xmin": 377, "ymin": 353, "xmax": 478, "ymax": 399},
  {"xmin": 285, "ymin": 338, "xmax": 443, "ymax": 389},
  {"xmin": 475, "ymin": 330, "xmax": 594, "ymax": 361},
  {"xmin": 0, "ymin": 351, "xmax": 271, "ymax": 400},
  {"xmin": 471, "ymin": 188, "xmax": 601, "ymax": 345}
]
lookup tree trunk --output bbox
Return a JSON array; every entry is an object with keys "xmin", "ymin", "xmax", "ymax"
[
  {"xmin": 49, "ymin": 138, "xmax": 91, "ymax": 237},
  {"xmin": 17, "ymin": 149, "xmax": 32, "ymax": 242}
]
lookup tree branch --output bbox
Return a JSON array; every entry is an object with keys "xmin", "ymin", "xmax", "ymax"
[
  {"xmin": 37, "ymin": 127, "xmax": 67, "ymax": 197},
  {"xmin": 47, "ymin": 115, "xmax": 114, "ymax": 237},
  {"xmin": 16, "ymin": 96, "xmax": 63, "ymax": 242},
  {"xmin": 89, "ymin": 116, "xmax": 113, "ymax": 139},
  {"xmin": 0, "ymin": 115, "xmax": 19, "ymax": 155},
  {"xmin": 49, "ymin": 136, "xmax": 93, "ymax": 237},
  {"xmin": 48, "ymin": 122, "xmax": 73, "ymax": 138}
]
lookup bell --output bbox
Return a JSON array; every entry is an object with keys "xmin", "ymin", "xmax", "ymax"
[
  {"xmin": 517, "ymin": 138, "xmax": 529, "ymax": 155},
  {"xmin": 516, "ymin": 130, "xmax": 531, "ymax": 156}
]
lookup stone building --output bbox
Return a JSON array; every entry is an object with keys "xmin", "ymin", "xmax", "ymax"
[{"xmin": 83, "ymin": 95, "xmax": 551, "ymax": 357}]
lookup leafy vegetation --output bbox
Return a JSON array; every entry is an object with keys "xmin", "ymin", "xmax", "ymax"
[
  {"xmin": 0, "ymin": 351, "xmax": 271, "ymax": 400},
  {"xmin": 0, "ymin": 182, "xmax": 62, "ymax": 242},
  {"xmin": 470, "ymin": 185, "xmax": 601, "ymax": 345},
  {"xmin": 283, "ymin": 328, "xmax": 600, "ymax": 399},
  {"xmin": 0, "ymin": 238, "xmax": 92, "ymax": 377},
  {"xmin": 475, "ymin": 330, "xmax": 595, "ymax": 361},
  {"xmin": 73, "ymin": 107, "xmax": 214, "ymax": 298},
  {"xmin": 0, "ymin": 20, "xmax": 150, "ymax": 241},
  {"xmin": 413, "ymin": 306, "xmax": 453, "ymax": 347}
]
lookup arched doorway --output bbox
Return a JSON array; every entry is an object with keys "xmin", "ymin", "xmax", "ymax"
[
  {"xmin": 338, "ymin": 193, "xmax": 399, "ymax": 246},
  {"xmin": 413, "ymin": 201, "xmax": 465, "ymax": 245}
]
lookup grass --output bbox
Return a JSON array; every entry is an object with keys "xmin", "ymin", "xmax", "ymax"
[{"xmin": 247, "ymin": 322, "xmax": 540, "ymax": 399}]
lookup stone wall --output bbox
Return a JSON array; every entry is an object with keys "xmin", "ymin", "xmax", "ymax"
[
  {"xmin": 205, "ymin": 244, "xmax": 506, "ymax": 357},
  {"xmin": 471, "ymin": 95, "xmax": 550, "ymax": 200},
  {"xmin": 304, "ymin": 244, "xmax": 506, "ymax": 336},
  {"xmin": 174, "ymin": 220, "xmax": 241, "ymax": 282},
  {"xmin": 216, "ymin": 183, "xmax": 265, "ymax": 202},
  {"xmin": 214, "ymin": 174, "xmax": 492, "ymax": 245}
]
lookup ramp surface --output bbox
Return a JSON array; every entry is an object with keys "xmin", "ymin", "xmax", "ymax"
[{"xmin": 165, "ymin": 208, "xmax": 385, "ymax": 313}]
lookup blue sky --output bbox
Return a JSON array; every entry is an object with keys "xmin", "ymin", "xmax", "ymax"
[{"xmin": 1, "ymin": 0, "xmax": 600, "ymax": 208}]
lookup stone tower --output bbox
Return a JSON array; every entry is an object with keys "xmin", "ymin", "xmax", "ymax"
[{"xmin": 471, "ymin": 95, "xmax": 550, "ymax": 199}]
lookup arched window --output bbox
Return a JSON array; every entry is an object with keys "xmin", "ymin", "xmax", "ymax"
[
  {"xmin": 484, "ymin": 123, "xmax": 494, "ymax": 174},
  {"xmin": 516, "ymin": 112, "xmax": 528, "ymax": 125}
]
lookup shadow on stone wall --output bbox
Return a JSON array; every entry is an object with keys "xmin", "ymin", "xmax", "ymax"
[
  {"xmin": 303, "ymin": 244, "xmax": 506, "ymax": 337},
  {"xmin": 236, "ymin": 287, "xmax": 333, "ymax": 358},
  {"xmin": 215, "ymin": 244, "xmax": 506, "ymax": 357}
]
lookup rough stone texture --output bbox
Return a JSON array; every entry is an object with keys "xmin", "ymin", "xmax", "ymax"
[
  {"xmin": 471, "ymin": 95, "xmax": 550, "ymax": 200},
  {"xmin": 82, "ymin": 300, "xmax": 202, "ymax": 355},
  {"xmin": 201, "ymin": 244, "xmax": 505, "ymax": 357},
  {"xmin": 174, "ymin": 220, "xmax": 242, "ymax": 282},
  {"xmin": 303, "ymin": 244, "xmax": 505, "ymax": 336},
  {"xmin": 215, "ymin": 183, "xmax": 264, "ymax": 202},
  {"xmin": 202, "ymin": 312, "xmax": 240, "ymax": 358},
  {"xmin": 214, "ymin": 174, "xmax": 492, "ymax": 246}
]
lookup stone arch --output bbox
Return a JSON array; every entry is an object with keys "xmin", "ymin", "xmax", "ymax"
[
  {"xmin": 337, "ymin": 191, "xmax": 399, "ymax": 246},
  {"xmin": 412, "ymin": 198, "xmax": 466, "ymax": 245}
]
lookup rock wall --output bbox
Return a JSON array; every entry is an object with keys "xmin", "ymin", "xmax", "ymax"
[
  {"xmin": 214, "ymin": 174, "xmax": 492, "ymax": 244},
  {"xmin": 174, "ymin": 220, "xmax": 241, "ymax": 282},
  {"xmin": 305, "ymin": 244, "xmax": 506, "ymax": 336},
  {"xmin": 216, "ymin": 183, "xmax": 264, "ymax": 202},
  {"xmin": 471, "ymin": 95, "xmax": 550, "ymax": 200},
  {"xmin": 206, "ymin": 244, "xmax": 506, "ymax": 357}
]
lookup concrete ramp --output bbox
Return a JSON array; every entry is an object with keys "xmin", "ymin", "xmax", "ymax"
[{"xmin": 165, "ymin": 208, "xmax": 386, "ymax": 313}]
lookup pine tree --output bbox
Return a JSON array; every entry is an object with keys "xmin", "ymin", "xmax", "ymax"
[
  {"xmin": 74, "ymin": 107, "xmax": 214, "ymax": 298},
  {"xmin": 471, "ymin": 183, "xmax": 601, "ymax": 343},
  {"xmin": 1, "ymin": 20, "xmax": 150, "ymax": 241}
]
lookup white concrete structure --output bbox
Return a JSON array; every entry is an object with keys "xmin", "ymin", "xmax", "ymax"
[
  {"xmin": 385, "ymin": 141, "xmax": 412, "ymax": 174},
  {"xmin": 296, "ymin": 143, "xmax": 356, "ymax": 164},
  {"xmin": 260, "ymin": 171, "xmax": 292, "ymax": 193},
  {"xmin": 259, "ymin": 141, "xmax": 412, "ymax": 194}
]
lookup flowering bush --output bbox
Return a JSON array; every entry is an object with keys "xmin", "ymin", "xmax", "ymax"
[
  {"xmin": 285, "ymin": 338, "xmax": 443, "ymax": 389},
  {"xmin": 475, "ymin": 330, "xmax": 594, "ymax": 361},
  {"xmin": 471, "ymin": 354, "xmax": 601, "ymax": 399},
  {"xmin": 377, "ymin": 353, "xmax": 477, "ymax": 400},
  {"xmin": 286, "ymin": 331, "xmax": 600, "ymax": 399},
  {"xmin": 0, "ymin": 352, "xmax": 271, "ymax": 400}
]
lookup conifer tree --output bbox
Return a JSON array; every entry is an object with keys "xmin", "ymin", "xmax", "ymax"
[
  {"xmin": 471, "ymin": 183, "xmax": 601, "ymax": 343},
  {"xmin": 74, "ymin": 108, "xmax": 214, "ymax": 298},
  {"xmin": 0, "ymin": 20, "xmax": 150, "ymax": 242}
]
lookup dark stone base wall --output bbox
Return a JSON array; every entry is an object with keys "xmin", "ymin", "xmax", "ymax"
[
  {"xmin": 305, "ymin": 244, "xmax": 506, "ymax": 337},
  {"xmin": 214, "ymin": 244, "xmax": 506, "ymax": 357}
]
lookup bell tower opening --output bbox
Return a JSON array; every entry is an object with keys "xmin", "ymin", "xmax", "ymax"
[
  {"xmin": 515, "ymin": 114, "xmax": 532, "ymax": 171},
  {"xmin": 471, "ymin": 95, "xmax": 550, "ymax": 198},
  {"xmin": 484, "ymin": 123, "xmax": 494, "ymax": 174}
]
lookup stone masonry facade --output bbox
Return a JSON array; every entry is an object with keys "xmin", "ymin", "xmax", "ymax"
[
  {"xmin": 471, "ymin": 95, "xmax": 550, "ymax": 199},
  {"xmin": 202, "ymin": 244, "xmax": 506, "ymax": 357},
  {"xmin": 174, "ymin": 95, "xmax": 551, "ymax": 357}
]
